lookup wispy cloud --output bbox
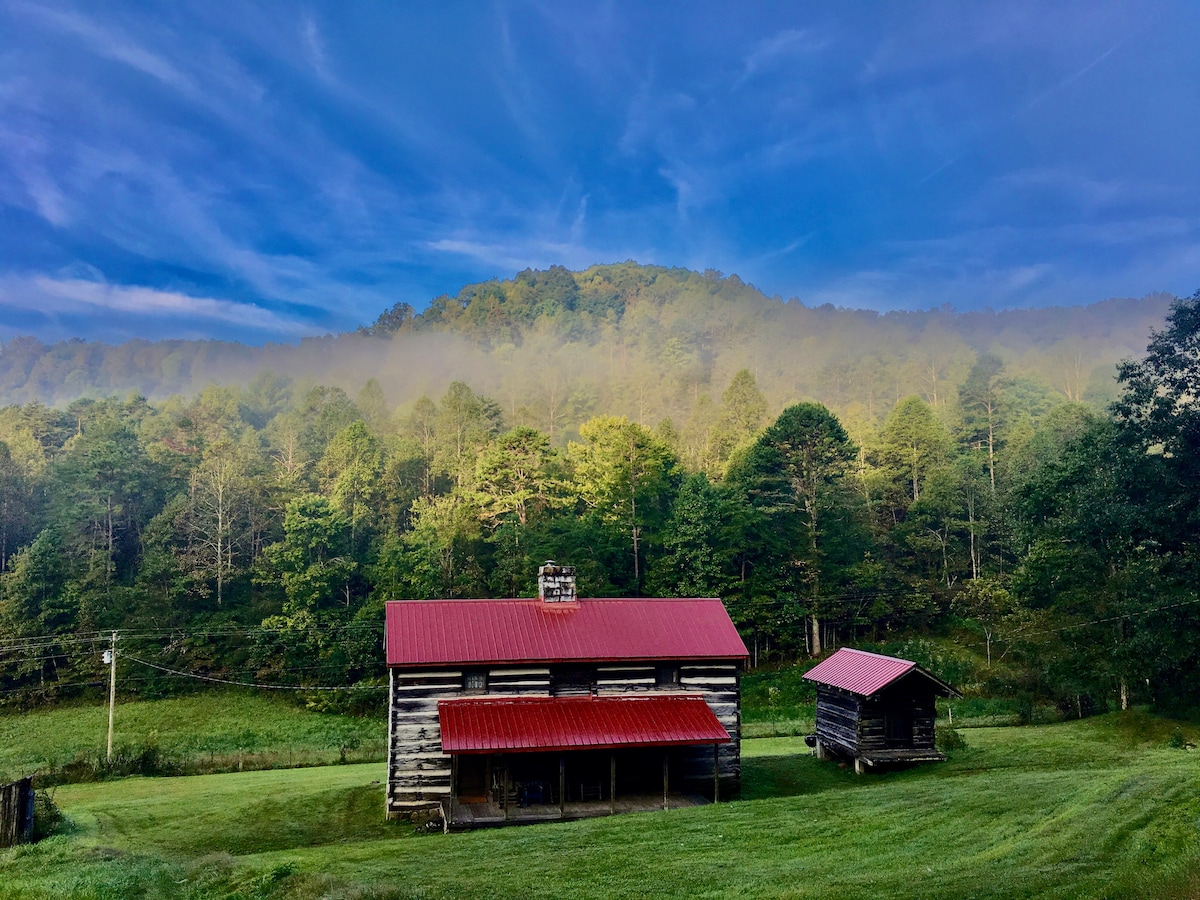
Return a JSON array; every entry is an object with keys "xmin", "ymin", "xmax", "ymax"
[
  {"xmin": 802, "ymin": 261, "xmax": 1059, "ymax": 313},
  {"xmin": 1023, "ymin": 41, "xmax": 1122, "ymax": 112},
  {"xmin": 12, "ymin": 277, "xmax": 307, "ymax": 333},
  {"xmin": 300, "ymin": 11, "xmax": 330, "ymax": 81},
  {"xmin": 741, "ymin": 28, "xmax": 826, "ymax": 81},
  {"xmin": 11, "ymin": 1, "xmax": 194, "ymax": 94},
  {"xmin": 425, "ymin": 237, "xmax": 613, "ymax": 274}
]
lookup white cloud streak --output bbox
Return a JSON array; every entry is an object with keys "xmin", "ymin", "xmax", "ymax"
[{"xmin": 4, "ymin": 277, "xmax": 307, "ymax": 333}]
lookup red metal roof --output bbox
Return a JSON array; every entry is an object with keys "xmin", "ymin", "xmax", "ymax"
[
  {"xmin": 385, "ymin": 597, "xmax": 748, "ymax": 667},
  {"xmin": 438, "ymin": 695, "xmax": 731, "ymax": 754},
  {"xmin": 803, "ymin": 647, "xmax": 919, "ymax": 697}
]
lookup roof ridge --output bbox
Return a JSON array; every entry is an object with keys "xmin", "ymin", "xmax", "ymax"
[
  {"xmin": 385, "ymin": 596, "xmax": 724, "ymax": 603},
  {"xmin": 836, "ymin": 647, "xmax": 916, "ymax": 665},
  {"xmin": 443, "ymin": 693, "xmax": 708, "ymax": 705}
]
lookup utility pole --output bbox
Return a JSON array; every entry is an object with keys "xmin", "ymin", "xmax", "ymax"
[{"xmin": 105, "ymin": 631, "xmax": 117, "ymax": 761}]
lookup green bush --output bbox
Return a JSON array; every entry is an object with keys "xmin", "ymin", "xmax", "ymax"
[
  {"xmin": 936, "ymin": 725, "xmax": 968, "ymax": 752},
  {"xmin": 39, "ymin": 740, "xmax": 182, "ymax": 786},
  {"xmin": 30, "ymin": 789, "xmax": 66, "ymax": 841}
]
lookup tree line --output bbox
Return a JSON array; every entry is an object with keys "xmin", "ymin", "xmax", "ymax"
[{"xmin": 1, "ymin": 289, "xmax": 1198, "ymax": 717}]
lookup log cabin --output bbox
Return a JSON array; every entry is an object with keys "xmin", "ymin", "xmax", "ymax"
[
  {"xmin": 0, "ymin": 777, "xmax": 34, "ymax": 848},
  {"xmin": 384, "ymin": 562, "xmax": 749, "ymax": 828},
  {"xmin": 803, "ymin": 647, "xmax": 960, "ymax": 774}
]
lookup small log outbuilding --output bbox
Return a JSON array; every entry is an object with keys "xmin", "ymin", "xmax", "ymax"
[
  {"xmin": 384, "ymin": 562, "xmax": 749, "ymax": 828},
  {"xmin": 0, "ymin": 777, "xmax": 35, "ymax": 848},
  {"xmin": 803, "ymin": 647, "xmax": 960, "ymax": 774}
]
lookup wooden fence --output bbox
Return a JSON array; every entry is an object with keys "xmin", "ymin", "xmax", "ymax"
[{"xmin": 0, "ymin": 777, "xmax": 35, "ymax": 848}]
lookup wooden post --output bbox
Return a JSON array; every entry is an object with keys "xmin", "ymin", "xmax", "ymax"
[
  {"xmin": 106, "ymin": 631, "xmax": 117, "ymax": 762},
  {"xmin": 450, "ymin": 756, "xmax": 458, "ymax": 822},
  {"xmin": 713, "ymin": 744, "xmax": 720, "ymax": 803},
  {"xmin": 854, "ymin": 757, "xmax": 865, "ymax": 776},
  {"xmin": 609, "ymin": 754, "xmax": 616, "ymax": 814},
  {"xmin": 662, "ymin": 752, "xmax": 669, "ymax": 811},
  {"xmin": 558, "ymin": 754, "xmax": 565, "ymax": 816},
  {"xmin": 502, "ymin": 757, "xmax": 509, "ymax": 820}
]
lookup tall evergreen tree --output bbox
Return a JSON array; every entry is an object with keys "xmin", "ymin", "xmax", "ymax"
[{"xmin": 727, "ymin": 403, "xmax": 857, "ymax": 654}]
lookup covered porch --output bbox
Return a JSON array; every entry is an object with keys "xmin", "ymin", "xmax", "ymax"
[{"xmin": 437, "ymin": 694, "xmax": 730, "ymax": 829}]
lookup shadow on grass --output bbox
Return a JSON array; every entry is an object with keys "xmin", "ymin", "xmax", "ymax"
[
  {"xmin": 148, "ymin": 783, "xmax": 403, "ymax": 856},
  {"xmin": 739, "ymin": 749, "xmax": 959, "ymax": 801}
]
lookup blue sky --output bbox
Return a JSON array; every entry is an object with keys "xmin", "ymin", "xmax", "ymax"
[{"xmin": 0, "ymin": 1, "xmax": 1197, "ymax": 343}]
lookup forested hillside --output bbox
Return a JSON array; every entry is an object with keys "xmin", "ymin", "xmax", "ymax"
[
  {"xmin": 0, "ymin": 265, "xmax": 1173, "ymax": 435},
  {"xmin": 0, "ymin": 266, "xmax": 1196, "ymax": 718}
]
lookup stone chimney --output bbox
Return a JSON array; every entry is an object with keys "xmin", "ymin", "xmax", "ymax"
[{"xmin": 538, "ymin": 560, "xmax": 577, "ymax": 603}]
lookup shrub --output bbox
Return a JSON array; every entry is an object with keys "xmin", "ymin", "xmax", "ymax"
[
  {"xmin": 936, "ymin": 725, "xmax": 968, "ymax": 752},
  {"xmin": 38, "ymin": 740, "xmax": 182, "ymax": 786},
  {"xmin": 30, "ymin": 789, "xmax": 66, "ymax": 841},
  {"xmin": 1166, "ymin": 727, "xmax": 1186, "ymax": 749}
]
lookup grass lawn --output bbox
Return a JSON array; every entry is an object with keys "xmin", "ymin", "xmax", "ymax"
[
  {"xmin": 0, "ymin": 692, "xmax": 386, "ymax": 782},
  {"xmin": 3, "ymin": 709, "xmax": 1198, "ymax": 899}
]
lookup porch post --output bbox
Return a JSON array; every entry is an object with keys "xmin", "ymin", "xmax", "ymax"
[
  {"xmin": 559, "ymin": 754, "xmax": 565, "ymax": 816},
  {"xmin": 450, "ymin": 755, "xmax": 458, "ymax": 818},
  {"xmin": 609, "ymin": 753, "xmax": 616, "ymax": 814},
  {"xmin": 662, "ymin": 751, "xmax": 669, "ymax": 811},
  {"xmin": 713, "ymin": 744, "xmax": 720, "ymax": 803},
  {"xmin": 502, "ymin": 755, "xmax": 509, "ymax": 820}
]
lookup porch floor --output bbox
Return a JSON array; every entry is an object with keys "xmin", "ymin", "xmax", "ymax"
[
  {"xmin": 860, "ymin": 749, "xmax": 947, "ymax": 766},
  {"xmin": 445, "ymin": 793, "xmax": 710, "ymax": 829}
]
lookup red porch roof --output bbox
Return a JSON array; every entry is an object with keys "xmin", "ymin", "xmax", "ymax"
[
  {"xmin": 438, "ymin": 695, "xmax": 731, "ymax": 754},
  {"xmin": 803, "ymin": 647, "xmax": 958, "ymax": 698},
  {"xmin": 385, "ymin": 597, "xmax": 748, "ymax": 667}
]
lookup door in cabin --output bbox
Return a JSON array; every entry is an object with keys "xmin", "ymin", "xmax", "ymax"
[
  {"xmin": 456, "ymin": 756, "xmax": 489, "ymax": 803},
  {"xmin": 884, "ymin": 704, "xmax": 914, "ymax": 748}
]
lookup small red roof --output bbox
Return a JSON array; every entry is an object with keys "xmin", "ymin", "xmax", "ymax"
[
  {"xmin": 385, "ymin": 597, "xmax": 748, "ymax": 667},
  {"xmin": 803, "ymin": 647, "xmax": 957, "ymax": 698},
  {"xmin": 438, "ymin": 695, "xmax": 730, "ymax": 754}
]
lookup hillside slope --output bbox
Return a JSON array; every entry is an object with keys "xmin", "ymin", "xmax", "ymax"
[{"xmin": 0, "ymin": 265, "xmax": 1174, "ymax": 435}]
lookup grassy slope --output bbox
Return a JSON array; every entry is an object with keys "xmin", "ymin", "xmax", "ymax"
[
  {"xmin": 4, "ymin": 710, "xmax": 1198, "ymax": 900},
  {"xmin": 0, "ymin": 692, "xmax": 385, "ymax": 781}
]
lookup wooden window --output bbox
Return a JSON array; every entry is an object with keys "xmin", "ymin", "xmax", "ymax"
[
  {"xmin": 655, "ymin": 665, "xmax": 680, "ymax": 688},
  {"xmin": 463, "ymin": 670, "xmax": 488, "ymax": 694}
]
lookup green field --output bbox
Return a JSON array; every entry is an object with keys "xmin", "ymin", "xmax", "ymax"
[
  {"xmin": 3, "ymin": 708, "xmax": 1198, "ymax": 899},
  {"xmin": 0, "ymin": 692, "xmax": 386, "ymax": 782}
]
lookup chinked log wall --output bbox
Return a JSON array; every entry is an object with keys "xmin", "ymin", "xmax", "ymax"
[
  {"xmin": 386, "ymin": 661, "xmax": 741, "ymax": 816},
  {"xmin": 815, "ymin": 689, "xmax": 861, "ymax": 757},
  {"xmin": 0, "ymin": 777, "xmax": 34, "ymax": 848}
]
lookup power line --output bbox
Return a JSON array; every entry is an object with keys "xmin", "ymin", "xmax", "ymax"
[
  {"xmin": 0, "ymin": 679, "xmax": 108, "ymax": 695},
  {"xmin": 1011, "ymin": 595, "xmax": 1200, "ymax": 639},
  {"xmin": 121, "ymin": 654, "xmax": 385, "ymax": 692},
  {"xmin": 0, "ymin": 621, "xmax": 381, "ymax": 653}
]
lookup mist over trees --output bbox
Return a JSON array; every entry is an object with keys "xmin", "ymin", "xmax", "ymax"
[
  {"xmin": 0, "ymin": 266, "xmax": 1196, "ymax": 717},
  {"xmin": 0, "ymin": 264, "xmax": 1173, "ymax": 435}
]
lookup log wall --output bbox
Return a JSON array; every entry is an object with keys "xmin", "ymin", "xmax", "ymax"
[
  {"xmin": 0, "ymin": 777, "xmax": 34, "ymax": 848},
  {"xmin": 814, "ymin": 688, "xmax": 861, "ymax": 757},
  {"xmin": 679, "ymin": 662, "xmax": 741, "ymax": 795}
]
